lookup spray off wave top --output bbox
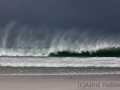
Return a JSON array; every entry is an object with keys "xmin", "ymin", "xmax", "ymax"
[{"xmin": 0, "ymin": 22, "xmax": 120, "ymax": 57}]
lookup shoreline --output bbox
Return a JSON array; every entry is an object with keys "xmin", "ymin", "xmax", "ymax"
[{"xmin": 0, "ymin": 74, "xmax": 120, "ymax": 90}]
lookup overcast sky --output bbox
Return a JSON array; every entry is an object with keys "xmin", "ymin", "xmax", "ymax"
[{"xmin": 0, "ymin": 0, "xmax": 120, "ymax": 32}]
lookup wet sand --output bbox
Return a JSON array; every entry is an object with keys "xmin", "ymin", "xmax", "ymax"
[{"xmin": 0, "ymin": 75, "xmax": 120, "ymax": 90}]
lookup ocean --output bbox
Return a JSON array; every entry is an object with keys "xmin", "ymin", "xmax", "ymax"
[
  {"xmin": 0, "ymin": 48, "xmax": 120, "ymax": 75},
  {"xmin": 0, "ymin": 24, "xmax": 120, "ymax": 75}
]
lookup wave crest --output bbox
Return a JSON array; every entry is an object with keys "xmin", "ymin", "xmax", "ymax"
[{"xmin": 0, "ymin": 47, "xmax": 120, "ymax": 57}]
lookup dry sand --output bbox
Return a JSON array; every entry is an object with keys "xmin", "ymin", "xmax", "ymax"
[{"xmin": 0, "ymin": 75, "xmax": 120, "ymax": 90}]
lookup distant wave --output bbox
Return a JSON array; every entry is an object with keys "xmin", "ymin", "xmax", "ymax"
[{"xmin": 49, "ymin": 47, "xmax": 120, "ymax": 57}]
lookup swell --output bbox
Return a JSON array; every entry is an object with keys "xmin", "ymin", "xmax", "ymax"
[{"xmin": 49, "ymin": 47, "xmax": 120, "ymax": 57}]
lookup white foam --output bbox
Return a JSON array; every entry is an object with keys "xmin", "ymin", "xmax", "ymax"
[{"xmin": 0, "ymin": 57, "xmax": 119, "ymax": 67}]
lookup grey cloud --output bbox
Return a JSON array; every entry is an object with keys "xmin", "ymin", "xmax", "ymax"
[{"xmin": 0, "ymin": 0, "xmax": 120, "ymax": 32}]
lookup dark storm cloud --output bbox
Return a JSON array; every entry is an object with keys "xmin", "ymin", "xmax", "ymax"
[{"xmin": 0, "ymin": 0, "xmax": 120, "ymax": 31}]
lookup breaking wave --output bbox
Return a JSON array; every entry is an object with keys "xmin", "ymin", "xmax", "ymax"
[
  {"xmin": 0, "ymin": 22, "xmax": 120, "ymax": 57},
  {"xmin": 0, "ymin": 47, "xmax": 120, "ymax": 57}
]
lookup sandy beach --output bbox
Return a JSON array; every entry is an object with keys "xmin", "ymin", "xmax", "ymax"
[{"xmin": 0, "ymin": 75, "xmax": 120, "ymax": 90}]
